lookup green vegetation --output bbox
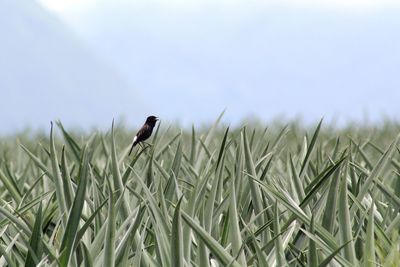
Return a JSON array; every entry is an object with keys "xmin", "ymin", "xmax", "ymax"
[{"xmin": 1, "ymin": 116, "xmax": 400, "ymax": 266}]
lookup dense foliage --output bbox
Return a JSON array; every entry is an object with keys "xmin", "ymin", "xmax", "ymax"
[{"xmin": 1, "ymin": 116, "xmax": 400, "ymax": 266}]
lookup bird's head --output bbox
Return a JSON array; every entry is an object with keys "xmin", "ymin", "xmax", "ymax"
[{"xmin": 146, "ymin": 115, "xmax": 159, "ymax": 126}]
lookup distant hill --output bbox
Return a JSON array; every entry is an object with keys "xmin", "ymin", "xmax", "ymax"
[{"xmin": 0, "ymin": 0, "xmax": 145, "ymax": 132}]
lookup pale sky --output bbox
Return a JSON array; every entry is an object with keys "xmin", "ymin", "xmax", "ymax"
[
  {"xmin": 38, "ymin": 0, "xmax": 400, "ymax": 14},
  {"xmin": 5, "ymin": 0, "xmax": 397, "ymax": 131}
]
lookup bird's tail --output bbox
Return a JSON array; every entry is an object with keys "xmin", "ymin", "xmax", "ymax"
[{"xmin": 128, "ymin": 141, "xmax": 137, "ymax": 156}]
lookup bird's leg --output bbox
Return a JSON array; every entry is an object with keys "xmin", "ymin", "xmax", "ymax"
[
  {"xmin": 143, "ymin": 141, "xmax": 153, "ymax": 147},
  {"xmin": 138, "ymin": 144, "xmax": 149, "ymax": 155}
]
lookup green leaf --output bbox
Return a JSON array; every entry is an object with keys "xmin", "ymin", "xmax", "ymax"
[
  {"xmin": 300, "ymin": 119, "xmax": 323, "ymax": 177},
  {"xmin": 115, "ymin": 207, "xmax": 145, "ymax": 265},
  {"xmin": 308, "ymin": 215, "xmax": 318, "ymax": 267},
  {"xmin": 353, "ymin": 134, "xmax": 400, "ymax": 213},
  {"xmin": 242, "ymin": 128, "xmax": 264, "ymax": 223},
  {"xmin": 337, "ymin": 161, "xmax": 357, "ymax": 265},
  {"xmin": 171, "ymin": 198, "xmax": 184, "ymax": 267},
  {"xmin": 273, "ymin": 201, "xmax": 285, "ymax": 267},
  {"xmin": 80, "ymin": 242, "xmax": 93, "ymax": 267},
  {"xmin": 104, "ymin": 178, "xmax": 116, "ymax": 267},
  {"xmin": 229, "ymin": 174, "xmax": 246, "ymax": 266},
  {"xmin": 25, "ymin": 203, "xmax": 43, "ymax": 267},
  {"xmin": 181, "ymin": 211, "xmax": 242, "ymax": 267},
  {"xmin": 111, "ymin": 120, "xmax": 130, "ymax": 217},
  {"xmin": 364, "ymin": 203, "xmax": 376, "ymax": 267},
  {"xmin": 59, "ymin": 146, "xmax": 89, "ymax": 267},
  {"xmin": 49, "ymin": 122, "xmax": 67, "ymax": 224}
]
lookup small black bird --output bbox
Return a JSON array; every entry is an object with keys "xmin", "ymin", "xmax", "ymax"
[{"xmin": 128, "ymin": 115, "xmax": 159, "ymax": 155}]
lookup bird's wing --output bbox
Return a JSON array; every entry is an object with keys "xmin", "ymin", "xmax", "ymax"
[
  {"xmin": 129, "ymin": 125, "xmax": 151, "ymax": 156},
  {"xmin": 135, "ymin": 125, "xmax": 150, "ymax": 141},
  {"xmin": 128, "ymin": 135, "xmax": 139, "ymax": 156}
]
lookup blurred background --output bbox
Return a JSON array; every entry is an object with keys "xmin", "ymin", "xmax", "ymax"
[{"xmin": 1, "ymin": 0, "xmax": 399, "ymax": 133}]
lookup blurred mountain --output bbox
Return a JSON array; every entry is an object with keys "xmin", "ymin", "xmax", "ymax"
[{"xmin": 0, "ymin": 0, "xmax": 145, "ymax": 132}]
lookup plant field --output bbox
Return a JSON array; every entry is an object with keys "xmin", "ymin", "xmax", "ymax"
[{"xmin": 1, "ymin": 117, "xmax": 400, "ymax": 266}]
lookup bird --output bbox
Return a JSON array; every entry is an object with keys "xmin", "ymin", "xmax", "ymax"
[{"xmin": 128, "ymin": 115, "xmax": 159, "ymax": 155}]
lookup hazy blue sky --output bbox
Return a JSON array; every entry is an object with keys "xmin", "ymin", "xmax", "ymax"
[{"xmin": 2, "ymin": 0, "xmax": 400, "ymax": 132}]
